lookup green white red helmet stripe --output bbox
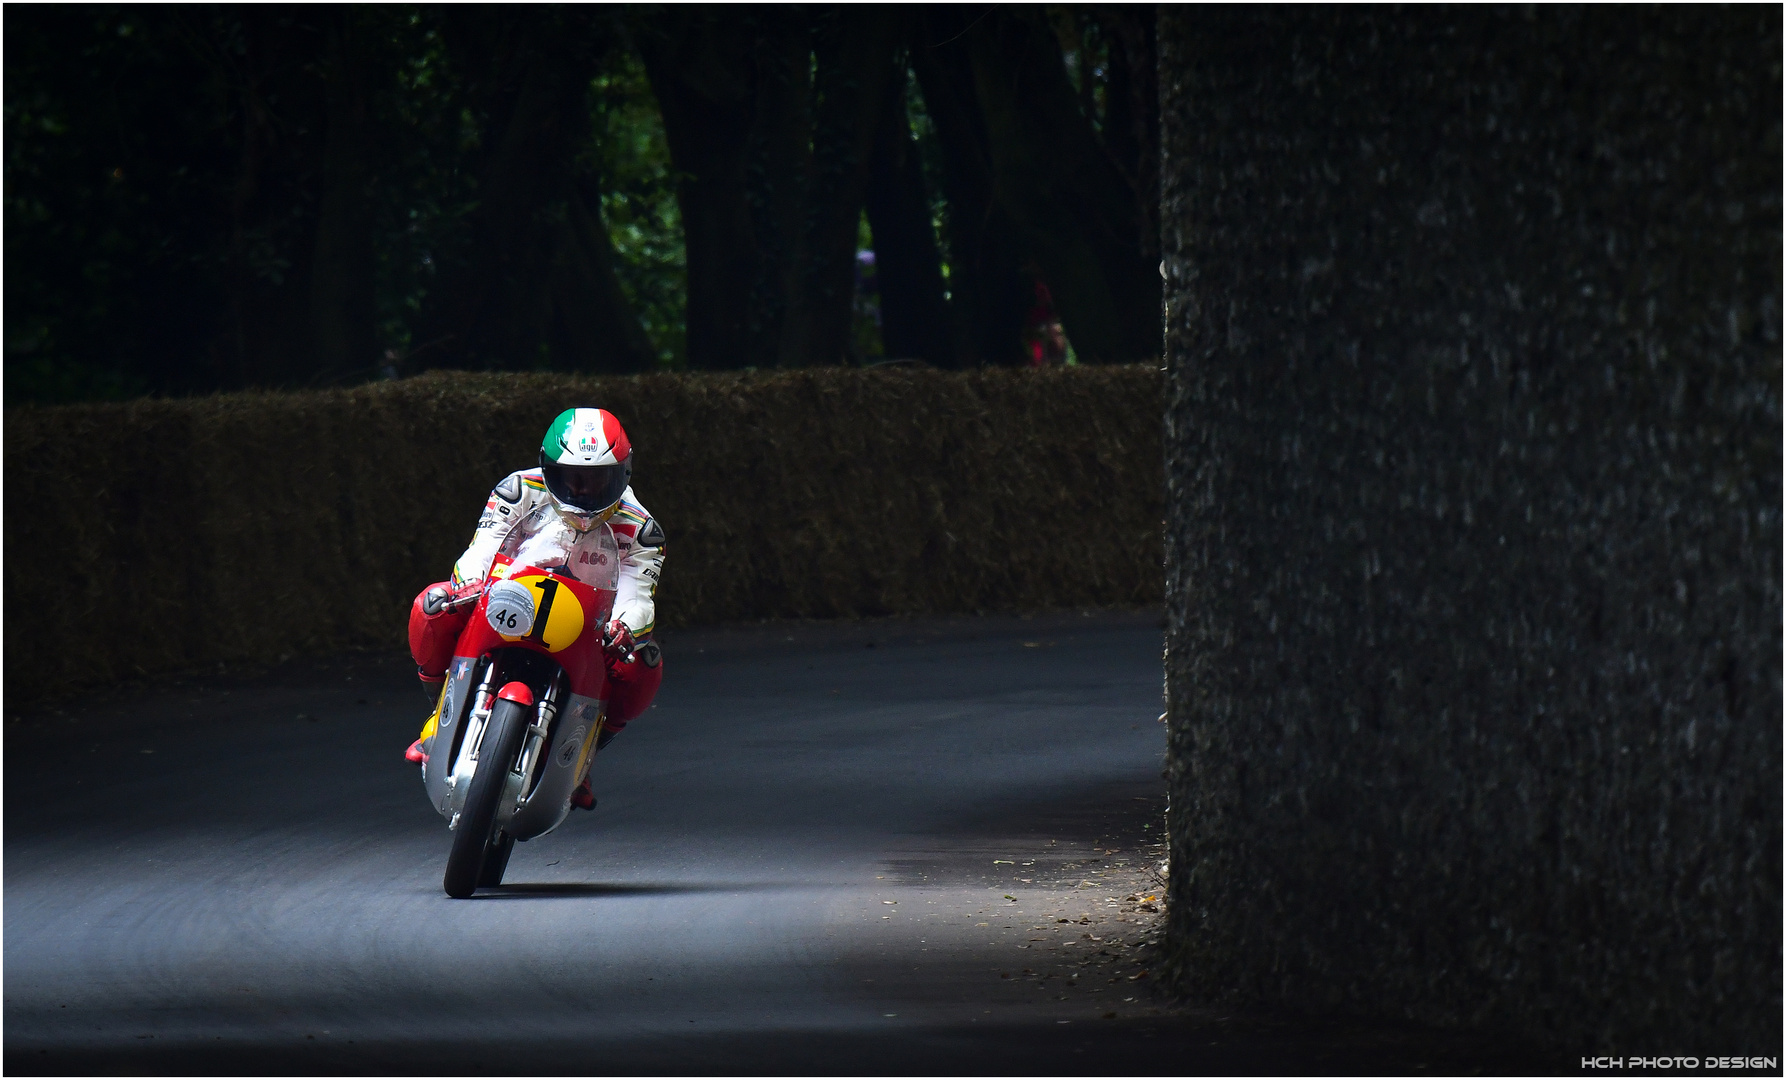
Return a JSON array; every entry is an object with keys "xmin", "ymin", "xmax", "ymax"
[{"xmin": 543, "ymin": 408, "xmax": 631, "ymax": 466}]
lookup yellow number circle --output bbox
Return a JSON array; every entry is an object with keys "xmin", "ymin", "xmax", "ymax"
[{"xmin": 498, "ymin": 574, "xmax": 586, "ymax": 652}]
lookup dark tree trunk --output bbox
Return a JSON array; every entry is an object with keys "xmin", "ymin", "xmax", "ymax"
[
  {"xmin": 1098, "ymin": 5, "xmax": 1160, "ymax": 271},
  {"xmin": 749, "ymin": 12, "xmax": 815, "ymax": 367},
  {"xmin": 643, "ymin": 6, "xmax": 914, "ymax": 370},
  {"xmin": 309, "ymin": 6, "xmax": 378, "ymax": 383},
  {"xmin": 777, "ymin": 7, "xmax": 901, "ymax": 367},
  {"xmin": 210, "ymin": 6, "xmax": 327, "ymax": 390},
  {"xmin": 634, "ymin": 7, "xmax": 811, "ymax": 370},
  {"xmin": 909, "ymin": 8, "xmax": 1032, "ymax": 367},
  {"xmin": 551, "ymin": 183, "xmax": 658, "ymax": 371},
  {"xmin": 410, "ymin": 8, "xmax": 653, "ymax": 374},
  {"xmin": 864, "ymin": 56, "xmax": 956, "ymax": 367},
  {"xmin": 635, "ymin": 14, "xmax": 760, "ymax": 370},
  {"xmin": 961, "ymin": 7, "xmax": 1158, "ymax": 363}
]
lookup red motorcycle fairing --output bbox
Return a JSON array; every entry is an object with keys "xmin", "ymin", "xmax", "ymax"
[
  {"xmin": 451, "ymin": 555, "xmax": 614, "ymax": 699},
  {"xmin": 422, "ymin": 554, "xmax": 619, "ymax": 838}
]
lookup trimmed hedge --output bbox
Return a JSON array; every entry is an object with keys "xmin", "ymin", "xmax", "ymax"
[
  {"xmin": 1159, "ymin": 6, "xmax": 1779, "ymax": 1049},
  {"xmin": 5, "ymin": 366, "xmax": 1163, "ymax": 702}
]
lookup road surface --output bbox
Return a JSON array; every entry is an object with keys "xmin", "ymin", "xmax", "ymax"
[{"xmin": 5, "ymin": 611, "xmax": 1544, "ymax": 1075}]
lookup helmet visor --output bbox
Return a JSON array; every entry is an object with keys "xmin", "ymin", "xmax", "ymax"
[{"xmin": 540, "ymin": 459, "xmax": 629, "ymax": 514}]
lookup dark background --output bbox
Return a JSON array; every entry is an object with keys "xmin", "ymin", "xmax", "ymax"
[{"xmin": 5, "ymin": 4, "xmax": 1161, "ymax": 403}]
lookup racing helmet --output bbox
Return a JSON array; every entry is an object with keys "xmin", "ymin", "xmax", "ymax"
[{"xmin": 539, "ymin": 407, "xmax": 633, "ymax": 528}]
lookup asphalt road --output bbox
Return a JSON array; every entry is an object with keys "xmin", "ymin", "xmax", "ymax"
[{"xmin": 5, "ymin": 611, "xmax": 1548, "ymax": 1076}]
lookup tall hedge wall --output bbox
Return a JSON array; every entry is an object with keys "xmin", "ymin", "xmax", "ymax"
[
  {"xmin": 1160, "ymin": 5, "xmax": 1780, "ymax": 1049},
  {"xmin": 4, "ymin": 366, "xmax": 1163, "ymax": 703}
]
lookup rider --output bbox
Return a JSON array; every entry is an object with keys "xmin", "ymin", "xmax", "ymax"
[{"xmin": 405, "ymin": 407, "xmax": 666, "ymax": 811}]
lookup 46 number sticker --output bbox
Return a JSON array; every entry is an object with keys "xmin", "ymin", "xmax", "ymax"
[{"xmin": 484, "ymin": 580, "xmax": 537, "ymax": 638}]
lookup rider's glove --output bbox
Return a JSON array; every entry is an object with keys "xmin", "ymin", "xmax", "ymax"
[
  {"xmin": 602, "ymin": 620, "xmax": 635, "ymax": 662},
  {"xmin": 423, "ymin": 580, "xmax": 483, "ymax": 616},
  {"xmin": 421, "ymin": 584, "xmax": 455, "ymax": 616}
]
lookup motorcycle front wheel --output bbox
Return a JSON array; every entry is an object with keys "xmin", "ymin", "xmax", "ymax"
[
  {"xmin": 479, "ymin": 832, "xmax": 515, "ymax": 887},
  {"xmin": 443, "ymin": 697, "xmax": 528, "ymax": 898}
]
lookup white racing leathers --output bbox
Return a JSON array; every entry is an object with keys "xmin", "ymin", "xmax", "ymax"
[{"xmin": 450, "ymin": 468, "xmax": 665, "ymax": 639}]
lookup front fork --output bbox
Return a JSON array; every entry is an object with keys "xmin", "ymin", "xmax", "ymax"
[
  {"xmin": 512, "ymin": 670, "xmax": 565, "ymax": 805},
  {"xmin": 446, "ymin": 659, "xmax": 564, "ymax": 831}
]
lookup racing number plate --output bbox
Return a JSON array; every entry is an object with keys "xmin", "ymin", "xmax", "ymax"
[{"xmin": 489, "ymin": 574, "xmax": 585, "ymax": 652}]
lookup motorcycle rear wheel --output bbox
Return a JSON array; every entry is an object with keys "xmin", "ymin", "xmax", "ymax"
[{"xmin": 443, "ymin": 697, "xmax": 528, "ymax": 898}]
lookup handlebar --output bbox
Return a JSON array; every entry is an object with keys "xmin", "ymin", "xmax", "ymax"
[
  {"xmin": 423, "ymin": 582, "xmax": 485, "ymax": 616},
  {"xmin": 442, "ymin": 591, "xmax": 481, "ymax": 613}
]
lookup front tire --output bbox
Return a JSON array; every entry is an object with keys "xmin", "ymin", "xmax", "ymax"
[
  {"xmin": 444, "ymin": 698, "xmax": 528, "ymax": 898},
  {"xmin": 479, "ymin": 831, "xmax": 515, "ymax": 887}
]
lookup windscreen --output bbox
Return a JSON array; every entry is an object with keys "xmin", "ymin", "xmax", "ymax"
[{"xmin": 498, "ymin": 504, "xmax": 620, "ymax": 590}]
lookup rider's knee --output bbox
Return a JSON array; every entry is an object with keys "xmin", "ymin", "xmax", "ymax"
[
  {"xmin": 408, "ymin": 582, "xmax": 471, "ymax": 682},
  {"xmin": 603, "ymin": 644, "xmax": 663, "ymax": 728}
]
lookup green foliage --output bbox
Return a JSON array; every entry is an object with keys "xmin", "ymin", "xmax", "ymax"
[
  {"xmin": 588, "ymin": 50, "xmax": 686, "ymax": 369},
  {"xmin": 852, "ymin": 212, "xmax": 885, "ymax": 361},
  {"xmin": 902, "ymin": 64, "xmax": 954, "ymax": 301},
  {"xmin": 373, "ymin": 8, "xmax": 480, "ymax": 362},
  {"xmin": 1047, "ymin": 5, "xmax": 1115, "ymax": 134}
]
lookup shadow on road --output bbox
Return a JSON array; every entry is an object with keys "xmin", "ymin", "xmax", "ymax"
[
  {"xmin": 6, "ymin": 1015, "xmax": 1563, "ymax": 1077},
  {"xmin": 465, "ymin": 881, "xmax": 788, "ymax": 900}
]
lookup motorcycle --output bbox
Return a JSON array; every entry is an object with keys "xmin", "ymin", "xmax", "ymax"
[{"xmin": 414, "ymin": 504, "xmax": 623, "ymax": 898}]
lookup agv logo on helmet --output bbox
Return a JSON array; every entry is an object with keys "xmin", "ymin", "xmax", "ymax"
[{"xmin": 539, "ymin": 407, "xmax": 633, "ymax": 526}]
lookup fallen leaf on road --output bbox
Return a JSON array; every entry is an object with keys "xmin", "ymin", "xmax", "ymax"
[{"xmin": 1128, "ymin": 970, "xmax": 1150, "ymax": 980}]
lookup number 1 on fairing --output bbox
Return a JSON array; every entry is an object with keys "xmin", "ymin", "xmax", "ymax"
[{"xmin": 529, "ymin": 578, "xmax": 559, "ymax": 644}]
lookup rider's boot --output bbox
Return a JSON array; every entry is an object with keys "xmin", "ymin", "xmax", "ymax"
[
  {"xmin": 570, "ymin": 729, "xmax": 618, "ymax": 810},
  {"xmin": 407, "ymin": 676, "xmax": 446, "ymax": 765},
  {"xmin": 405, "ymin": 581, "xmax": 473, "ymax": 763},
  {"xmin": 571, "ymin": 645, "xmax": 660, "ymax": 808}
]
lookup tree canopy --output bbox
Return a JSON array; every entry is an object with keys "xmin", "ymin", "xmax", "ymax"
[{"xmin": 5, "ymin": 4, "xmax": 1159, "ymax": 403}]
